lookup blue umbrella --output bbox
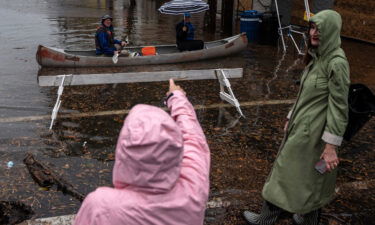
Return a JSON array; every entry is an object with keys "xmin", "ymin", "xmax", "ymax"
[{"xmin": 158, "ymin": 0, "xmax": 209, "ymax": 15}]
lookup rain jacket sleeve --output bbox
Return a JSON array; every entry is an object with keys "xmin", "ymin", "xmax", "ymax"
[
  {"xmin": 322, "ymin": 58, "xmax": 350, "ymax": 146},
  {"xmin": 167, "ymin": 90, "xmax": 210, "ymax": 189},
  {"xmin": 73, "ymin": 191, "xmax": 109, "ymax": 225},
  {"xmin": 97, "ymin": 32, "xmax": 119, "ymax": 55}
]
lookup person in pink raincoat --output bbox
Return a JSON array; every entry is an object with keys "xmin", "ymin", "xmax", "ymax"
[{"xmin": 74, "ymin": 79, "xmax": 211, "ymax": 225}]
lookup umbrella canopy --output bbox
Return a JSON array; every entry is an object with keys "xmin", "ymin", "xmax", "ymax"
[{"xmin": 158, "ymin": 0, "xmax": 209, "ymax": 15}]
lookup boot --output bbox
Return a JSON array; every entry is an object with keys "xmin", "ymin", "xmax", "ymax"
[
  {"xmin": 243, "ymin": 211, "xmax": 260, "ymax": 225},
  {"xmin": 293, "ymin": 214, "xmax": 304, "ymax": 225},
  {"xmin": 292, "ymin": 210, "xmax": 321, "ymax": 225},
  {"xmin": 243, "ymin": 201, "xmax": 282, "ymax": 225}
]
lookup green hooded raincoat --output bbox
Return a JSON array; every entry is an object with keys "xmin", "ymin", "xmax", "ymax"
[{"xmin": 262, "ymin": 10, "xmax": 350, "ymax": 214}]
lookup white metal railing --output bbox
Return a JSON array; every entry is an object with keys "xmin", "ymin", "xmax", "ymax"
[
  {"xmin": 215, "ymin": 69, "xmax": 245, "ymax": 118},
  {"xmin": 274, "ymin": 0, "xmax": 309, "ymax": 55},
  {"xmin": 46, "ymin": 69, "xmax": 244, "ymax": 129}
]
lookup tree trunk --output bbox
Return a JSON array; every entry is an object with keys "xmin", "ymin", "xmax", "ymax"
[
  {"xmin": 221, "ymin": 0, "xmax": 234, "ymax": 35},
  {"xmin": 205, "ymin": 0, "xmax": 217, "ymax": 32}
]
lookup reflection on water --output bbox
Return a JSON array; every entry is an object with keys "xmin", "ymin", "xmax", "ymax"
[
  {"xmin": 46, "ymin": 0, "xmax": 212, "ymax": 50},
  {"xmin": 216, "ymin": 107, "xmax": 242, "ymax": 136},
  {"xmin": 265, "ymin": 50, "xmax": 287, "ymax": 99}
]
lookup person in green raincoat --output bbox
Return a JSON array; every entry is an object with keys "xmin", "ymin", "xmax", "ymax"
[{"xmin": 243, "ymin": 10, "xmax": 350, "ymax": 225}]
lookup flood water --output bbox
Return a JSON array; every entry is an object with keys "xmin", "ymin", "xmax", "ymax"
[{"xmin": 0, "ymin": 0, "xmax": 374, "ymax": 224}]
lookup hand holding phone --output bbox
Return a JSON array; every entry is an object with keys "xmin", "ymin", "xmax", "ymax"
[
  {"xmin": 315, "ymin": 159, "xmax": 327, "ymax": 174},
  {"xmin": 319, "ymin": 144, "xmax": 339, "ymax": 173}
]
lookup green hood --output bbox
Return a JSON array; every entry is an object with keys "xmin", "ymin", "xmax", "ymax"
[{"xmin": 310, "ymin": 10, "xmax": 342, "ymax": 56}]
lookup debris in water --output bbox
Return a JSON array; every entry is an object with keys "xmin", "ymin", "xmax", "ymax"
[
  {"xmin": 6, "ymin": 161, "xmax": 14, "ymax": 168},
  {"xmin": 23, "ymin": 153, "xmax": 85, "ymax": 202},
  {"xmin": 0, "ymin": 201, "xmax": 34, "ymax": 225}
]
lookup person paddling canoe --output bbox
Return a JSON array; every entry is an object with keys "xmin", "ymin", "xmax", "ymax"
[{"xmin": 95, "ymin": 15, "xmax": 136, "ymax": 58}]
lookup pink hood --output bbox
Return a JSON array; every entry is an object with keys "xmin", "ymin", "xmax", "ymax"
[
  {"xmin": 113, "ymin": 104, "xmax": 184, "ymax": 193},
  {"xmin": 74, "ymin": 91, "xmax": 210, "ymax": 225}
]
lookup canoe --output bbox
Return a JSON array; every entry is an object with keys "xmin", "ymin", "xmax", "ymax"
[{"xmin": 36, "ymin": 33, "xmax": 248, "ymax": 68}]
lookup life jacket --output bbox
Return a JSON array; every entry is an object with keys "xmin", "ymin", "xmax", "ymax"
[{"xmin": 95, "ymin": 25, "xmax": 115, "ymax": 50}]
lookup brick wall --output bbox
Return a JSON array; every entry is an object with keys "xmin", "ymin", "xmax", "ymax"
[{"xmin": 335, "ymin": 0, "xmax": 375, "ymax": 43}]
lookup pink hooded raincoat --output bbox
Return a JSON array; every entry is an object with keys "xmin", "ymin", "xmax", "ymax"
[{"xmin": 74, "ymin": 90, "xmax": 211, "ymax": 225}]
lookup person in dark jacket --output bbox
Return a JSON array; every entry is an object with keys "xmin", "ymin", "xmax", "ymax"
[
  {"xmin": 95, "ymin": 15, "xmax": 127, "ymax": 56},
  {"xmin": 175, "ymin": 13, "xmax": 204, "ymax": 51}
]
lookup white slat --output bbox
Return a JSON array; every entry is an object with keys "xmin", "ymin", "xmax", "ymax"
[{"xmin": 38, "ymin": 68, "xmax": 243, "ymax": 87}]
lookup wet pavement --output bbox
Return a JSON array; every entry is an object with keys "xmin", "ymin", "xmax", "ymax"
[{"xmin": 0, "ymin": 0, "xmax": 374, "ymax": 224}]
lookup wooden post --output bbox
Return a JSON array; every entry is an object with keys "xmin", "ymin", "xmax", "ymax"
[
  {"xmin": 221, "ymin": 0, "xmax": 234, "ymax": 35},
  {"xmin": 105, "ymin": 0, "xmax": 114, "ymax": 10},
  {"xmin": 205, "ymin": 0, "xmax": 217, "ymax": 32},
  {"xmin": 127, "ymin": 0, "xmax": 136, "ymax": 39}
]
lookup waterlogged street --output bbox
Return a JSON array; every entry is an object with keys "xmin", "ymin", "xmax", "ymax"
[{"xmin": 0, "ymin": 0, "xmax": 374, "ymax": 224}]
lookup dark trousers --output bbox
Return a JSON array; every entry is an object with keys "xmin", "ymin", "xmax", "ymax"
[
  {"xmin": 177, "ymin": 40, "xmax": 204, "ymax": 51},
  {"xmin": 256, "ymin": 201, "xmax": 321, "ymax": 225}
]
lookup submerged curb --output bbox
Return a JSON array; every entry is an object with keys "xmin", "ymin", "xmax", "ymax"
[{"xmin": 0, "ymin": 99, "xmax": 295, "ymax": 123}]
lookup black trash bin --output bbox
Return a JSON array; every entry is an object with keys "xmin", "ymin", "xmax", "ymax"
[
  {"xmin": 344, "ymin": 83, "xmax": 375, "ymax": 141},
  {"xmin": 259, "ymin": 12, "xmax": 279, "ymax": 46}
]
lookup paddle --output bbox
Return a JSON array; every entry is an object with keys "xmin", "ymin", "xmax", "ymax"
[
  {"xmin": 112, "ymin": 36, "xmax": 129, "ymax": 64},
  {"xmin": 112, "ymin": 52, "xmax": 119, "ymax": 64}
]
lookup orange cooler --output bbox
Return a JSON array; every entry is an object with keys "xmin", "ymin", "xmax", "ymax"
[{"xmin": 141, "ymin": 46, "xmax": 156, "ymax": 56}]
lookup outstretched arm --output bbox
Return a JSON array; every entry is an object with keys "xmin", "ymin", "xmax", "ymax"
[{"xmin": 166, "ymin": 79, "xmax": 210, "ymax": 192}]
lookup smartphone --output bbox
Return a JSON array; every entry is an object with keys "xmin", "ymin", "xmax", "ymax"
[{"xmin": 315, "ymin": 159, "xmax": 327, "ymax": 174}]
